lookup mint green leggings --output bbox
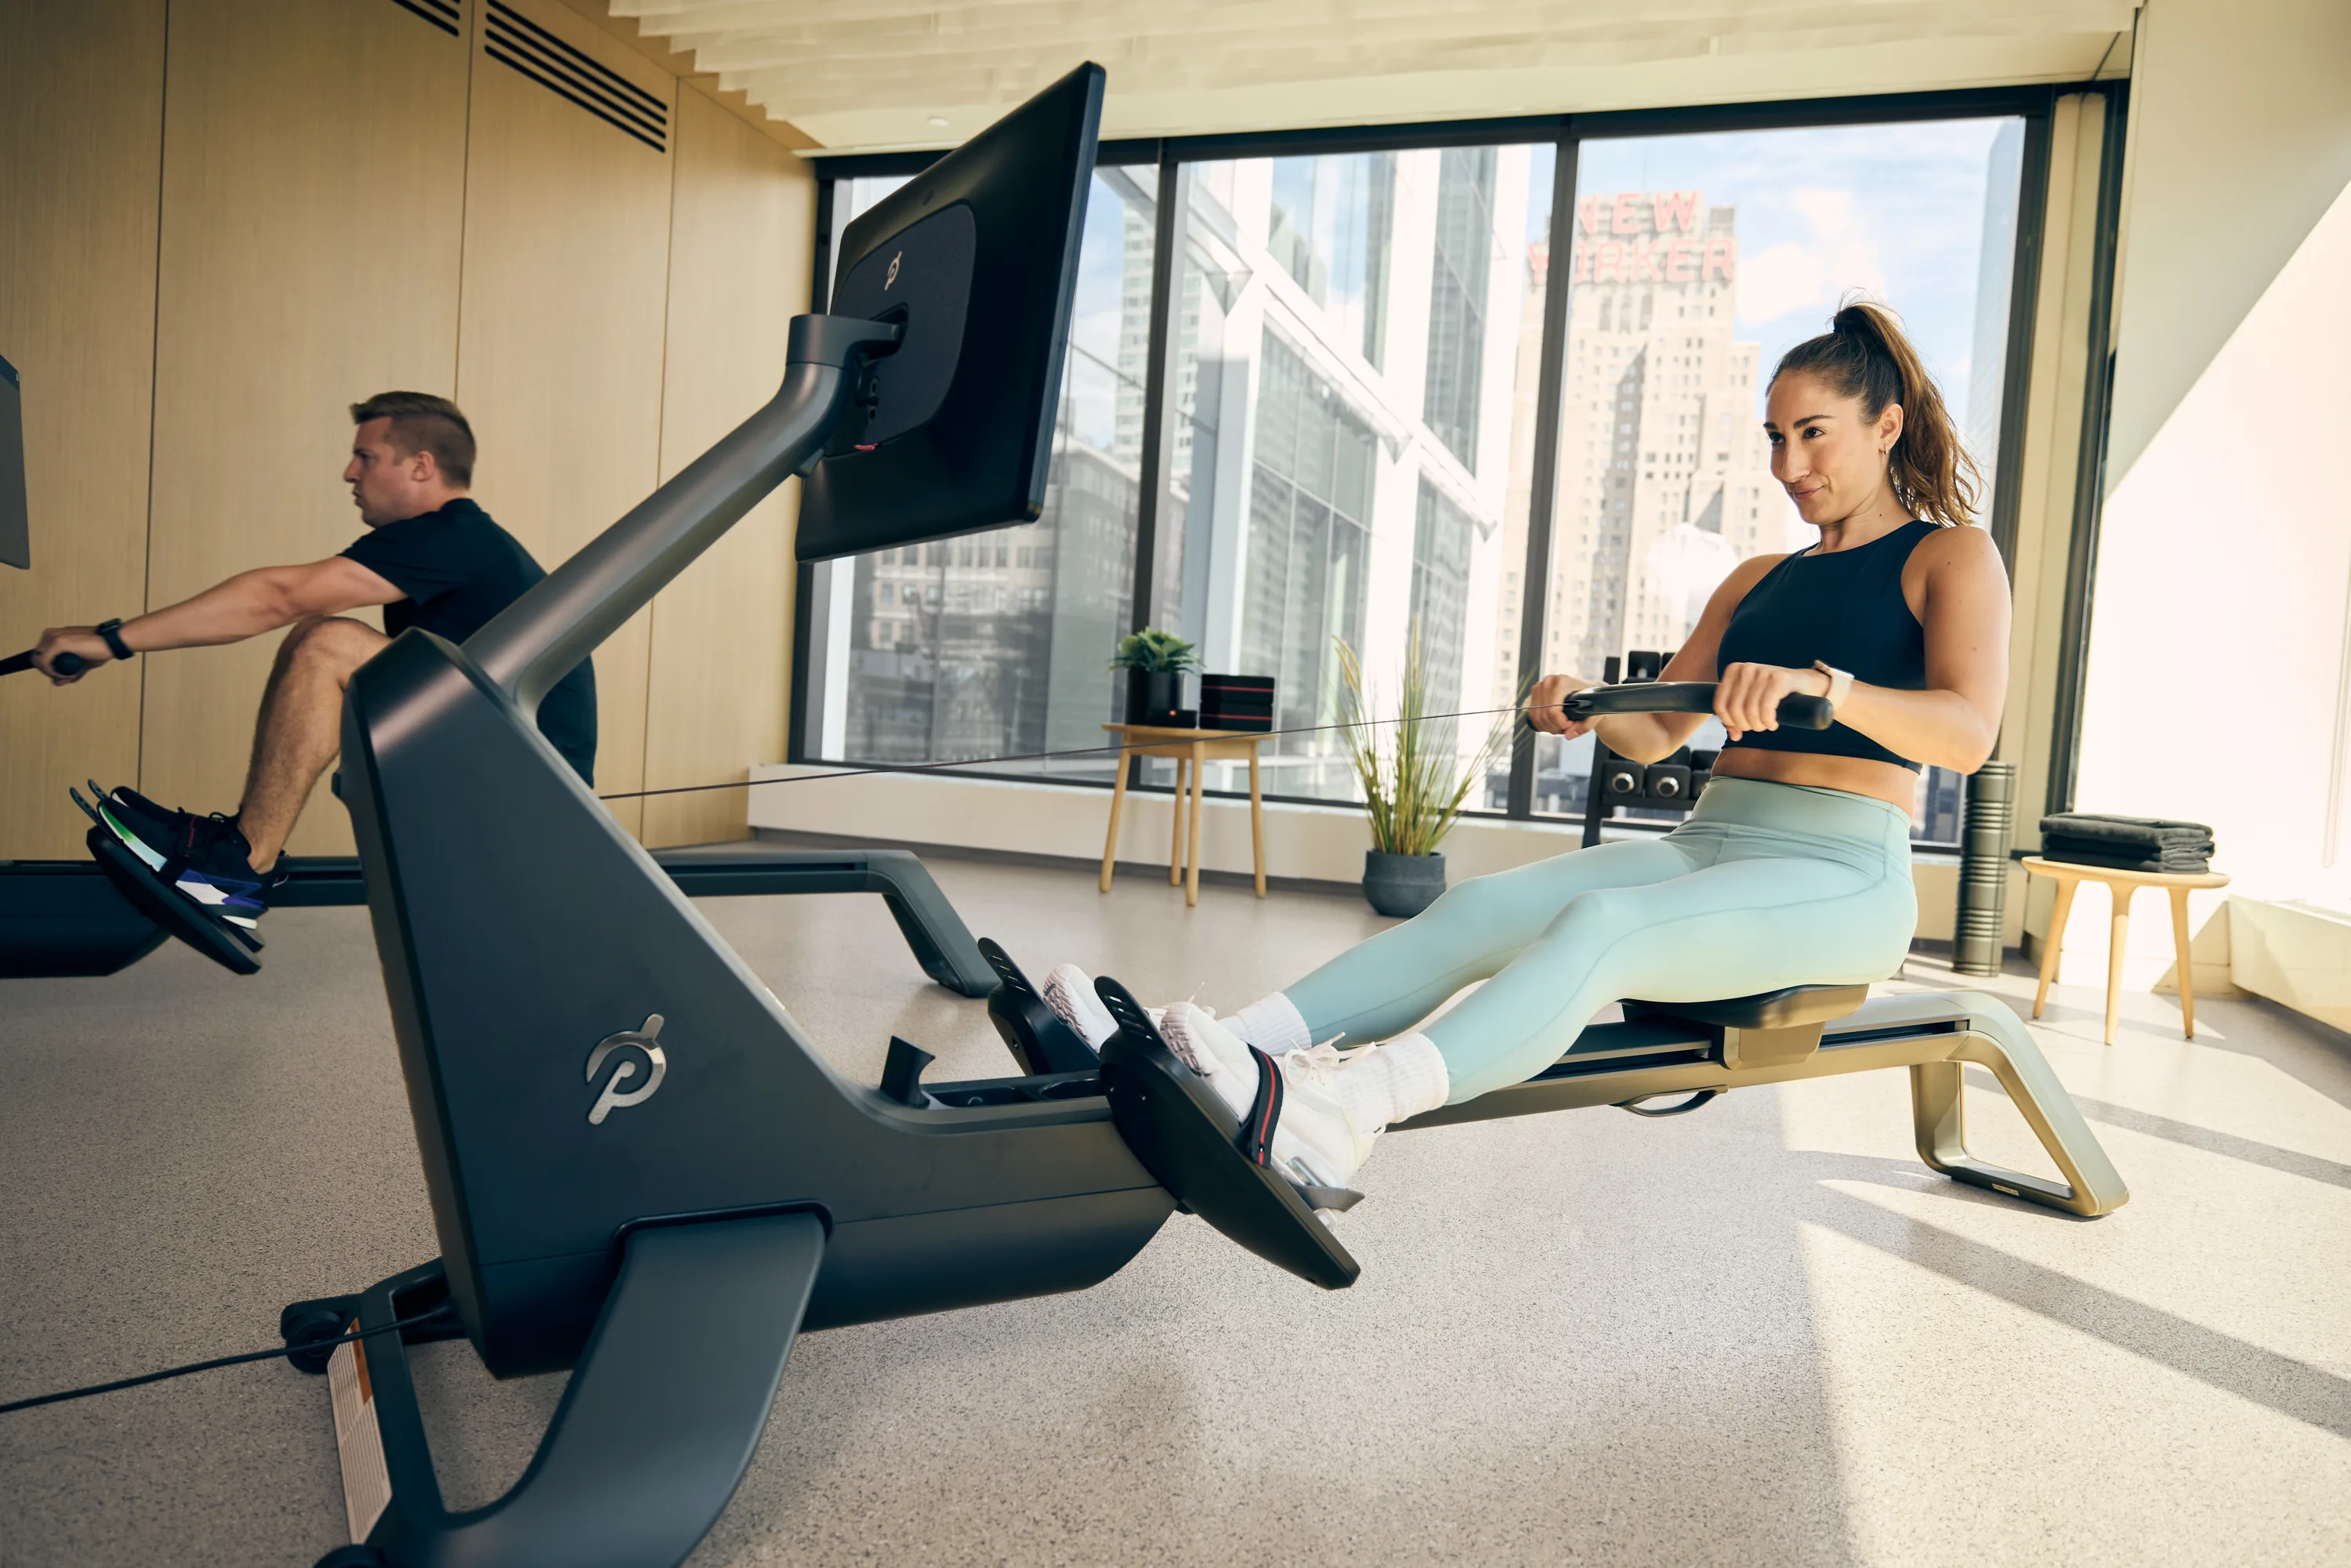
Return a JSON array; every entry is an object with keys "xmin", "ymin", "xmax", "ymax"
[{"xmin": 1285, "ymin": 778, "xmax": 1919, "ymax": 1103}]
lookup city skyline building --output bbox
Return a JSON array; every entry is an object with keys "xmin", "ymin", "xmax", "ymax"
[{"xmin": 1549, "ymin": 190, "xmax": 1781, "ymax": 682}]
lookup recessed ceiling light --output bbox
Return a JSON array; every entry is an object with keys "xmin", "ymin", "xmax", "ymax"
[{"xmin": 928, "ymin": 115, "xmax": 950, "ymax": 128}]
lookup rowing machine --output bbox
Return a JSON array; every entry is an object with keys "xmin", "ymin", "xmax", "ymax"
[{"xmin": 263, "ymin": 63, "xmax": 2121, "ymax": 1568}]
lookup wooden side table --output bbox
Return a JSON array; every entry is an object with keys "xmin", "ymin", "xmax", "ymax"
[
  {"xmin": 2020, "ymin": 856, "xmax": 2230, "ymax": 1045},
  {"xmin": 1099, "ymin": 724, "xmax": 1267, "ymax": 907}
]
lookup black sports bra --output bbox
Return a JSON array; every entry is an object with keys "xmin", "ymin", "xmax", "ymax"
[{"xmin": 1714, "ymin": 519, "xmax": 1937, "ymax": 772}]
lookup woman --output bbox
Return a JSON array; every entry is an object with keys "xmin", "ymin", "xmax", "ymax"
[{"xmin": 1053, "ymin": 301, "xmax": 2011, "ymax": 1194}]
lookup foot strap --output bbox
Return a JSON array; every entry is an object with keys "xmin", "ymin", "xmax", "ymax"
[{"xmin": 1237, "ymin": 1045, "xmax": 1284, "ymax": 1166}]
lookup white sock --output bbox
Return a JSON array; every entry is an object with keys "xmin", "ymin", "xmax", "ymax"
[
  {"xmin": 1227, "ymin": 993, "xmax": 1312, "ymax": 1056},
  {"xmin": 1330, "ymin": 1034, "xmax": 1450, "ymax": 1130}
]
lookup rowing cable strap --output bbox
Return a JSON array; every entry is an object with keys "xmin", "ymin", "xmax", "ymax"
[{"xmin": 595, "ymin": 700, "xmax": 1541, "ymax": 806}]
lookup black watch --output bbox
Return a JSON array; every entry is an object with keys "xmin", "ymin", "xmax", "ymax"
[{"xmin": 95, "ymin": 618, "xmax": 135, "ymax": 661}]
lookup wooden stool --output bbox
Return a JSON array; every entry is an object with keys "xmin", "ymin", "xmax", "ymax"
[
  {"xmin": 2020, "ymin": 856, "xmax": 2230, "ymax": 1045},
  {"xmin": 1099, "ymin": 724, "xmax": 1267, "ymax": 907}
]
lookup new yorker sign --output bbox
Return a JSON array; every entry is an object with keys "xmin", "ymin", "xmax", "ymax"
[{"xmin": 1570, "ymin": 191, "xmax": 1736, "ymax": 287}]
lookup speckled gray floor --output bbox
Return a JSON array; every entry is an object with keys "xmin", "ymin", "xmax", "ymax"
[{"xmin": 2, "ymin": 856, "xmax": 2348, "ymax": 1566}]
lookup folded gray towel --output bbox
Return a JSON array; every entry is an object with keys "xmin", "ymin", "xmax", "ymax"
[
  {"xmin": 2040, "ymin": 813, "xmax": 2214, "ymax": 853},
  {"xmin": 2040, "ymin": 843, "xmax": 2212, "ymax": 875}
]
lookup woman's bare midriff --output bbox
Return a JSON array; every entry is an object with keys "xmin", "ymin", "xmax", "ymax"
[{"xmin": 1708, "ymin": 745, "xmax": 1920, "ymax": 813}]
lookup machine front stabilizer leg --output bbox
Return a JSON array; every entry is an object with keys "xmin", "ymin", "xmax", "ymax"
[{"xmin": 321, "ymin": 1213, "xmax": 825, "ymax": 1568}]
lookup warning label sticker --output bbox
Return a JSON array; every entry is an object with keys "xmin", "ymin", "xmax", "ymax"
[{"xmin": 328, "ymin": 1326, "xmax": 391, "ymax": 1544}]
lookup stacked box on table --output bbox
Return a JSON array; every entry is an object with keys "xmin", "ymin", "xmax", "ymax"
[{"xmin": 1200, "ymin": 674, "xmax": 1274, "ymax": 733}]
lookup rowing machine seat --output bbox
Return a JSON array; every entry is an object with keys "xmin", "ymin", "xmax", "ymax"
[
  {"xmin": 1621, "ymin": 983, "xmax": 1874, "ymax": 1070},
  {"xmin": 1622, "ymin": 983, "xmax": 1871, "ymax": 1032}
]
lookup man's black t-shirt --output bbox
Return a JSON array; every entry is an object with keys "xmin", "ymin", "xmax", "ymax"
[{"xmin": 341, "ymin": 498, "xmax": 598, "ymax": 783}]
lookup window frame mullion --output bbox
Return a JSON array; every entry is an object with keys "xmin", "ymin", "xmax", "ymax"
[{"xmin": 1505, "ymin": 135, "xmax": 1582, "ymax": 820}]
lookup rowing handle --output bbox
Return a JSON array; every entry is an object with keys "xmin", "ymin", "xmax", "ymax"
[{"xmin": 1, "ymin": 648, "xmax": 85, "ymax": 678}]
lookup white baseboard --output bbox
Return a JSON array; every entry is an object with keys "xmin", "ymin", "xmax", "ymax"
[{"xmin": 2229, "ymin": 897, "xmax": 2351, "ymax": 1030}]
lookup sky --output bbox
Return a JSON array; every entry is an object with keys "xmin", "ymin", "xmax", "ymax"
[{"xmin": 1577, "ymin": 118, "xmax": 2020, "ymax": 425}]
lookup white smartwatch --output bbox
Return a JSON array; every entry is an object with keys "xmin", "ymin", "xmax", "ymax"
[{"xmin": 1811, "ymin": 660, "xmax": 1853, "ymax": 714}]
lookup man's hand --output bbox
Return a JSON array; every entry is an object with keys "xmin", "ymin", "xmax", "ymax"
[
  {"xmin": 1715, "ymin": 661, "xmax": 1831, "ymax": 741},
  {"xmin": 33, "ymin": 627, "xmax": 114, "ymax": 684},
  {"xmin": 1524, "ymin": 672, "xmax": 1598, "ymax": 738}
]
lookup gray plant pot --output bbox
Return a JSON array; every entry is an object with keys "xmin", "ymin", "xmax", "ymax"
[{"xmin": 1363, "ymin": 849, "xmax": 1446, "ymax": 918}]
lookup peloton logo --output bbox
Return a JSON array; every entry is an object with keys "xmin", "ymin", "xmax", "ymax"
[
  {"xmin": 884, "ymin": 251, "xmax": 902, "ymax": 290},
  {"xmin": 585, "ymin": 1015, "xmax": 668, "ymax": 1126}
]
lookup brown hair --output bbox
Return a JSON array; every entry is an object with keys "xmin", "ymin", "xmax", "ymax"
[
  {"xmin": 350, "ymin": 390, "xmax": 476, "ymax": 487},
  {"xmin": 1769, "ymin": 299, "xmax": 1981, "ymax": 527}
]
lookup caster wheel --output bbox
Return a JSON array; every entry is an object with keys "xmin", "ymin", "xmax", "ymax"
[
  {"xmin": 315, "ymin": 1546, "xmax": 388, "ymax": 1566},
  {"xmin": 281, "ymin": 1302, "xmax": 356, "ymax": 1376}
]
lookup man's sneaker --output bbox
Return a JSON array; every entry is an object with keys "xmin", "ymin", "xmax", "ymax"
[
  {"xmin": 92, "ymin": 787, "xmax": 281, "ymax": 929},
  {"xmin": 1043, "ymin": 964, "xmax": 1170, "ymax": 1049}
]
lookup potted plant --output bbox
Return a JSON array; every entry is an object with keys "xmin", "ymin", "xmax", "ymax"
[
  {"xmin": 1110, "ymin": 628, "xmax": 1201, "ymax": 726},
  {"xmin": 1335, "ymin": 632, "xmax": 1523, "ymax": 918}
]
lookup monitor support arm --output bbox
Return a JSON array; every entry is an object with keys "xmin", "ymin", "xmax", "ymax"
[{"xmin": 466, "ymin": 316, "xmax": 903, "ymax": 715}]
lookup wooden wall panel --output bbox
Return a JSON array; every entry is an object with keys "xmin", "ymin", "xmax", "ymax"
[
  {"xmin": 140, "ymin": 0, "xmax": 470, "ymax": 856},
  {"xmin": 639, "ymin": 85, "xmax": 815, "ymax": 849},
  {"xmin": 454, "ymin": 0, "xmax": 678, "ymax": 840},
  {"xmin": 0, "ymin": 1, "xmax": 166, "ymax": 860}
]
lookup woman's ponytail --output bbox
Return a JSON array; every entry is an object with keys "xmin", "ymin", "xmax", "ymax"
[{"xmin": 1770, "ymin": 298, "xmax": 1983, "ymax": 528}]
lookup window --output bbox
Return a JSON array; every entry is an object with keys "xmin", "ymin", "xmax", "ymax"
[
  {"xmin": 800, "ymin": 168, "xmax": 1158, "ymax": 779},
  {"xmin": 1423, "ymin": 147, "xmax": 1497, "ymax": 470},
  {"xmin": 1152, "ymin": 145, "xmax": 1554, "ymax": 802},
  {"xmin": 1267, "ymin": 153, "xmax": 1395, "ymax": 368},
  {"xmin": 799, "ymin": 103, "xmax": 2041, "ymax": 849},
  {"xmin": 1527, "ymin": 118, "xmax": 2026, "ymax": 842},
  {"xmin": 1411, "ymin": 479, "xmax": 1476, "ymax": 717},
  {"xmin": 1241, "ymin": 332, "xmax": 1375, "ymax": 784}
]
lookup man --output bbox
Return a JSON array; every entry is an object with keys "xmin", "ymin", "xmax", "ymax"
[{"xmin": 34, "ymin": 392, "xmax": 596, "ymax": 930}]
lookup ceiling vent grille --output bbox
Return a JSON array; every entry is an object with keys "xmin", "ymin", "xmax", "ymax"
[
  {"xmin": 387, "ymin": 0, "xmax": 461, "ymax": 37},
  {"xmin": 484, "ymin": 2, "xmax": 668, "ymax": 154}
]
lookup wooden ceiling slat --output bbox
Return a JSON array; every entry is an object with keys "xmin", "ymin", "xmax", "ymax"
[{"xmin": 606, "ymin": 0, "xmax": 2134, "ymax": 147}]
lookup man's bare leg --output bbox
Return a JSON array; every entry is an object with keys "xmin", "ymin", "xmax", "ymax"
[{"xmin": 235, "ymin": 616, "xmax": 387, "ymax": 870}]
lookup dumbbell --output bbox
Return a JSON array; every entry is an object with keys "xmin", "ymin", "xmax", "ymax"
[{"xmin": 1643, "ymin": 762, "xmax": 1691, "ymax": 801}]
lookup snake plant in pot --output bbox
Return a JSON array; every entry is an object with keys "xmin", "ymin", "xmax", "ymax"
[
  {"xmin": 1109, "ymin": 628, "xmax": 1201, "ymax": 726},
  {"xmin": 1335, "ymin": 632, "xmax": 1523, "ymax": 918}
]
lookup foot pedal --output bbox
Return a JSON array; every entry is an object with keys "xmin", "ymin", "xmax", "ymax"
[
  {"xmin": 78, "ymin": 785, "xmax": 265, "ymax": 960},
  {"xmin": 976, "ymin": 937, "xmax": 1099, "ymax": 1075},
  {"xmin": 1094, "ymin": 976, "xmax": 1359, "ymax": 1290},
  {"xmin": 81, "ymin": 823, "xmax": 261, "ymax": 976}
]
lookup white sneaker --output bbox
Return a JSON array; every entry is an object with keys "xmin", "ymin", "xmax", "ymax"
[
  {"xmin": 1161, "ymin": 1006, "xmax": 1425, "ymax": 1192},
  {"xmin": 1046, "ymin": 964, "xmax": 1190, "ymax": 1052},
  {"xmin": 1157, "ymin": 1002, "xmax": 1260, "ymax": 1119},
  {"xmin": 1041, "ymin": 964, "xmax": 1121, "ymax": 1048},
  {"xmin": 1264, "ymin": 1042, "xmax": 1383, "ymax": 1190}
]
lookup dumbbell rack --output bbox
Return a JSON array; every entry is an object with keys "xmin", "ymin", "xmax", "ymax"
[{"xmin": 1578, "ymin": 653, "xmax": 1714, "ymax": 849}]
